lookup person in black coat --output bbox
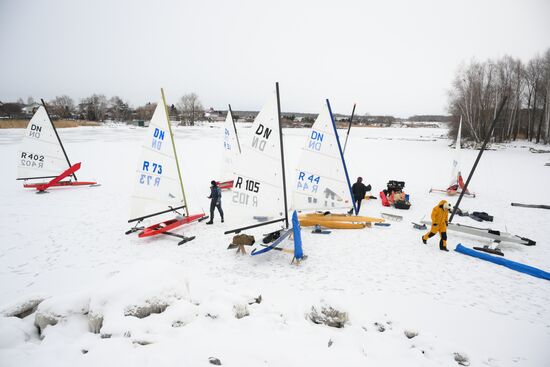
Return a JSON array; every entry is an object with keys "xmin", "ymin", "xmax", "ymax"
[
  {"xmin": 206, "ymin": 180, "xmax": 224, "ymax": 224},
  {"xmin": 348, "ymin": 177, "xmax": 371, "ymax": 215}
]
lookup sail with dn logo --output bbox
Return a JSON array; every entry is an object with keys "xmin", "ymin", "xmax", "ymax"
[
  {"xmin": 16, "ymin": 100, "xmax": 97, "ymax": 192},
  {"xmin": 225, "ymin": 83, "xmax": 289, "ymax": 235},
  {"xmin": 292, "ymin": 99, "xmax": 355, "ymax": 213},
  {"xmin": 430, "ymin": 116, "xmax": 475, "ymax": 198},
  {"xmin": 217, "ymin": 105, "xmax": 241, "ymax": 190},
  {"xmin": 126, "ymin": 89, "xmax": 206, "ymax": 244}
]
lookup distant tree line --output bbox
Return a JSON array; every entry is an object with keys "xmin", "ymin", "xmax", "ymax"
[
  {"xmin": 0, "ymin": 93, "xmax": 205, "ymax": 126},
  {"xmin": 448, "ymin": 49, "xmax": 550, "ymax": 144},
  {"xmin": 408, "ymin": 115, "xmax": 454, "ymax": 123}
]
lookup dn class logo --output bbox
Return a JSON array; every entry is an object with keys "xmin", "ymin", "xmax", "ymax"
[
  {"xmin": 151, "ymin": 128, "xmax": 165, "ymax": 150},
  {"xmin": 308, "ymin": 130, "xmax": 323, "ymax": 151},
  {"xmin": 29, "ymin": 124, "xmax": 42, "ymax": 138},
  {"xmin": 251, "ymin": 124, "xmax": 272, "ymax": 152}
]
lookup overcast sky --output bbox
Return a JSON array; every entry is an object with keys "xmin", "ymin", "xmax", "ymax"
[{"xmin": 1, "ymin": 0, "xmax": 549, "ymax": 117}]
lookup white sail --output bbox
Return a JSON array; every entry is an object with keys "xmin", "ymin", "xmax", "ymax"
[
  {"xmin": 129, "ymin": 97, "xmax": 185, "ymax": 221},
  {"xmin": 220, "ymin": 109, "xmax": 240, "ymax": 182},
  {"xmin": 17, "ymin": 106, "xmax": 71, "ymax": 180},
  {"xmin": 449, "ymin": 116, "xmax": 462, "ymax": 187},
  {"xmin": 228, "ymin": 90, "xmax": 286, "ymax": 228},
  {"xmin": 292, "ymin": 100, "xmax": 353, "ymax": 212}
]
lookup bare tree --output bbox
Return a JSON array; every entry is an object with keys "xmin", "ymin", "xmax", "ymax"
[
  {"xmin": 544, "ymin": 49, "xmax": 550, "ymax": 143},
  {"xmin": 135, "ymin": 102, "xmax": 157, "ymax": 121},
  {"xmin": 0, "ymin": 102, "xmax": 23, "ymax": 118},
  {"xmin": 78, "ymin": 94, "xmax": 108, "ymax": 121},
  {"xmin": 524, "ymin": 56, "xmax": 543, "ymax": 141},
  {"xmin": 108, "ymin": 96, "xmax": 131, "ymax": 121},
  {"xmin": 448, "ymin": 50, "xmax": 550, "ymax": 145},
  {"xmin": 177, "ymin": 93, "xmax": 204, "ymax": 126},
  {"xmin": 49, "ymin": 95, "xmax": 75, "ymax": 119}
]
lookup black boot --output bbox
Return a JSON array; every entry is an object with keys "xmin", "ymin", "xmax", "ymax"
[
  {"xmin": 206, "ymin": 220, "xmax": 213, "ymax": 225},
  {"xmin": 221, "ymin": 218, "xmax": 224, "ymax": 223}
]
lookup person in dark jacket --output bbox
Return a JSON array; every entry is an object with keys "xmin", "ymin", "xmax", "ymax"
[
  {"xmin": 348, "ymin": 177, "xmax": 371, "ymax": 215},
  {"xmin": 206, "ymin": 180, "xmax": 224, "ymax": 224}
]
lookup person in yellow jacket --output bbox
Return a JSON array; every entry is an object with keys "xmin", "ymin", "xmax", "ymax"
[{"xmin": 422, "ymin": 200, "xmax": 452, "ymax": 251}]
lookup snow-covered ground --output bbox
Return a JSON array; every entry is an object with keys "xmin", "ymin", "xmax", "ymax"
[{"xmin": 1, "ymin": 124, "xmax": 549, "ymax": 367}]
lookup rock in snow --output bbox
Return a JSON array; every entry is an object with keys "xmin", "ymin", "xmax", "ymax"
[
  {"xmin": 208, "ymin": 357, "xmax": 222, "ymax": 365},
  {"xmin": 1, "ymin": 296, "xmax": 45, "ymax": 319},
  {"xmin": 233, "ymin": 303, "xmax": 249, "ymax": 319},
  {"xmin": 454, "ymin": 352, "xmax": 470, "ymax": 366},
  {"xmin": 307, "ymin": 306, "xmax": 349, "ymax": 328},
  {"xmin": 404, "ymin": 329, "xmax": 419, "ymax": 339}
]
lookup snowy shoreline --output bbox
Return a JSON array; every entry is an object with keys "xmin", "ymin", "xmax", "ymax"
[{"xmin": 1, "ymin": 125, "xmax": 549, "ymax": 366}]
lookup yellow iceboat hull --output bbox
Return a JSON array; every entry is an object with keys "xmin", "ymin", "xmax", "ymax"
[
  {"xmin": 298, "ymin": 217, "xmax": 367, "ymax": 229},
  {"xmin": 301, "ymin": 213, "xmax": 384, "ymax": 223}
]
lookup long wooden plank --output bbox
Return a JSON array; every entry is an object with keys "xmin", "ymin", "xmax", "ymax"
[
  {"xmin": 300, "ymin": 213, "xmax": 384, "ymax": 223},
  {"xmin": 298, "ymin": 217, "xmax": 366, "ymax": 229}
]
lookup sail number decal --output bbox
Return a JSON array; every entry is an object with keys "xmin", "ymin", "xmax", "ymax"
[
  {"xmin": 296, "ymin": 171, "xmax": 320, "ymax": 193},
  {"xmin": 139, "ymin": 160, "xmax": 163, "ymax": 186},
  {"xmin": 20, "ymin": 152, "xmax": 44, "ymax": 168},
  {"xmin": 232, "ymin": 176, "xmax": 259, "ymax": 207},
  {"xmin": 251, "ymin": 124, "xmax": 272, "ymax": 152},
  {"xmin": 151, "ymin": 128, "xmax": 165, "ymax": 150},
  {"xmin": 307, "ymin": 130, "xmax": 323, "ymax": 151},
  {"xmin": 223, "ymin": 128, "xmax": 232, "ymax": 150},
  {"xmin": 28, "ymin": 124, "xmax": 42, "ymax": 139}
]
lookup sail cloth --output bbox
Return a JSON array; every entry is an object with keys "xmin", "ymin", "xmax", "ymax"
[
  {"xmin": 448, "ymin": 117, "xmax": 472, "ymax": 194},
  {"xmin": 227, "ymin": 90, "xmax": 286, "ymax": 228},
  {"xmin": 17, "ymin": 106, "xmax": 71, "ymax": 180},
  {"xmin": 129, "ymin": 99, "xmax": 185, "ymax": 222},
  {"xmin": 449, "ymin": 116, "xmax": 462, "ymax": 187},
  {"xmin": 292, "ymin": 100, "xmax": 354, "ymax": 213},
  {"xmin": 220, "ymin": 109, "xmax": 240, "ymax": 182}
]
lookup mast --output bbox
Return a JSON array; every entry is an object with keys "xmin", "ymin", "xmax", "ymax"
[
  {"xmin": 276, "ymin": 82, "xmax": 289, "ymax": 229},
  {"xmin": 161, "ymin": 88, "xmax": 189, "ymax": 216},
  {"xmin": 41, "ymin": 99, "xmax": 77, "ymax": 181},
  {"xmin": 449, "ymin": 96, "xmax": 508, "ymax": 222},
  {"xmin": 457, "ymin": 115, "xmax": 462, "ymax": 150},
  {"xmin": 327, "ymin": 99, "xmax": 357, "ymax": 215},
  {"xmin": 342, "ymin": 103, "xmax": 356, "ymax": 154},
  {"xmin": 228, "ymin": 104, "xmax": 241, "ymax": 154}
]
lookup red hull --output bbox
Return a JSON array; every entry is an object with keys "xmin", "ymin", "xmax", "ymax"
[
  {"xmin": 139, "ymin": 213, "xmax": 205, "ymax": 238},
  {"xmin": 24, "ymin": 180, "xmax": 97, "ymax": 189},
  {"xmin": 23, "ymin": 162, "xmax": 97, "ymax": 191},
  {"xmin": 379, "ymin": 191, "xmax": 390, "ymax": 207},
  {"xmin": 216, "ymin": 180, "xmax": 234, "ymax": 190},
  {"xmin": 430, "ymin": 188, "xmax": 476, "ymax": 198}
]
